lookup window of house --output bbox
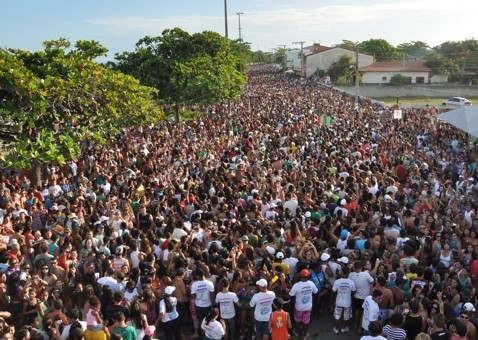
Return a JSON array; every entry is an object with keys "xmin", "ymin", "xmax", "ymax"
[
  {"xmin": 416, "ymin": 77, "xmax": 425, "ymax": 84},
  {"xmin": 382, "ymin": 76, "xmax": 387, "ymax": 81}
]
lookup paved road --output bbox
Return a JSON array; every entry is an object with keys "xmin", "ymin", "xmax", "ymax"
[{"xmin": 158, "ymin": 313, "xmax": 363, "ymax": 340}]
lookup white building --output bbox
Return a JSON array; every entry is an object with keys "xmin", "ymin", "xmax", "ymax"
[
  {"xmin": 285, "ymin": 43, "xmax": 374, "ymax": 78},
  {"xmin": 359, "ymin": 61, "xmax": 432, "ymax": 84}
]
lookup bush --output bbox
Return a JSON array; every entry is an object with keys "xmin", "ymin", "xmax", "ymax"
[{"xmin": 390, "ymin": 74, "xmax": 411, "ymax": 85}]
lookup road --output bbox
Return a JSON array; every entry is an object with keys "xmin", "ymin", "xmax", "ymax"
[{"xmin": 157, "ymin": 313, "xmax": 363, "ymax": 340}]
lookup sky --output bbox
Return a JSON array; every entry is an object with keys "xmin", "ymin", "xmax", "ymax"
[{"xmin": 1, "ymin": 0, "xmax": 477, "ymax": 61}]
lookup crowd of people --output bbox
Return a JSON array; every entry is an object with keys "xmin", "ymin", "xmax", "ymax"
[{"xmin": 0, "ymin": 64, "xmax": 477, "ymax": 340}]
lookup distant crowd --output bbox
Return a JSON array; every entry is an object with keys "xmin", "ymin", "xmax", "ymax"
[{"xmin": 0, "ymin": 65, "xmax": 476, "ymax": 340}]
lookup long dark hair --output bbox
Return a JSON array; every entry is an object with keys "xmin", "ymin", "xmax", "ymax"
[
  {"xmin": 164, "ymin": 293, "xmax": 174, "ymax": 313},
  {"xmin": 205, "ymin": 307, "xmax": 219, "ymax": 325}
]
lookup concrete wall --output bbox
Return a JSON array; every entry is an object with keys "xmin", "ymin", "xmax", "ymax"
[
  {"xmin": 335, "ymin": 84, "xmax": 478, "ymax": 98},
  {"xmin": 362, "ymin": 71, "xmax": 429, "ymax": 84}
]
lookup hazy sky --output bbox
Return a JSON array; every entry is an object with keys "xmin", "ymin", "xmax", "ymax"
[{"xmin": 2, "ymin": 0, "xmax": 476, "ymax": 60}]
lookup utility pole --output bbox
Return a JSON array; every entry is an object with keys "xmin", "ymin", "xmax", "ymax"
[
  {"xmin": 237, "ymin": 12, "xmax": 243, "ymax": 73},
  {"xmin": 355, "ymin": 45, "xmax": 359, "ymax": 110},
  {"xmin": 224, "ymin": 0, "xmax": 228, "ymax": 38},
  {"xmin": 278, "ymin": 44, "xmax": 286, "ymax": 70},
  {"xmin": 292, "ymin": 41, "xmax": 305, "ymax": 79}
]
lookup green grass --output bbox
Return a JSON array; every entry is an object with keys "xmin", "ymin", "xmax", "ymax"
[{"xmin": 377, "ymin": 97, "xmax": 478, "ymax": 106}]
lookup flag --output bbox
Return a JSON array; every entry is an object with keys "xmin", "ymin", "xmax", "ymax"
[{"xmin": 317, "ymin": 115, "xmax": 331, "ymax": 126}]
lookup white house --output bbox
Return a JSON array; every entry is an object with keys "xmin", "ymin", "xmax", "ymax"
[
  {"xmin": 285, "ymin": 44, "xmax": 374, "ymax": 78},
  {"xmin": 359, "ymin": 61, "xmax": 432, "ymax": 84}
]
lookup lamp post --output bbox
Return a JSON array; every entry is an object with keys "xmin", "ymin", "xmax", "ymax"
[
  {"xmin": 224, "ymin": 0, "xmax": 228, "ymax": 38},
  {"xmin": 237, "ymin": 12, "xmax": 243, "ymax": 72},
  {"xmin": 354, "ymin": 44, "xmax": 359, "ymax": 111},
  {"xmin": 292, "ymin": 41, "xmax": 305, "ymax": 79},
  {"xmin": 278, "ymin": 45, "xmax": 286, "ymax": 70}
]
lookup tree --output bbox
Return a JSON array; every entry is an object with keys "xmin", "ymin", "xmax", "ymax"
[
  {"xmin": 396, "ymin": 41, "xmax": 430, "ymax": 59},
  {"xmin": 333, "ymin": 40, "xmax": 359, "ymax": 52},
  {"xmin": 110, "ymin": 28, "xmax": 246, "ymax": 122},
  {"xmin": 0, "ymin": 38, "xmax": 162, "ymax": 184},
  {"xmin": 327, "ymin": 55, "xmax": 354, "ymax": 83},
  {"xmin": 359, "ymin": 39, "xmax": 398, "ymax": 61}
]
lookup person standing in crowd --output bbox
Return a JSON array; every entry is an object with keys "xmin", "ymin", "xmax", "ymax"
[
  {"xmin": 269, "ymin": 298, "xmax": 292, "ymax": 340},
  {"xmin": 349, "ymin": 260, "xmax": 374, "ymax": 333},
  {"xmin": 359, "ymin": 321, "xmax": 386, "ymax": 340},
  {"xmin": 288, "ymin": 269, "xmax": 318, "ymax": 339},
  {"xmin": 362, "ymin": 290, "xmax": 382, "ymax": 335},
  {"xmin": 190, "ymin": 268, "xmax": 215, "ymax": 340},
  {"xmin": 332, "ymin": 265, "xmax": 356, "ymax": 334},
  {"xmin": 157, "ymin": 286, "xmax": 181, "ymax": 340},
  {"xmin": 215, "ymin": 278, "xmax": 240, "ymax": 340},
  {"xmin": 250, "ymin": 278, "xmax": 276, "ymax": 340},
  {"xmin": 200, "ymin": 308, "xmax": 225, "ymax": 340}
]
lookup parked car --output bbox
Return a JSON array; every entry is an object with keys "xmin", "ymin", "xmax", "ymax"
[{"xmin": 442, "ymin": 97, "xmax": 472, "ymax": 106}]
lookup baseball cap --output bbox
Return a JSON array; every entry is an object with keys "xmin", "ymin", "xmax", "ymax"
[
  {"xmin": 338, "ymin": 256, "xmax": 349, "ymax": 264},
  {"xmin": 300, "ymin": 269, "xmax": 310, "ymax": 278},
  {"xmin": 276, "ymin": 252, "xmax": 284, "ymax": 260},
  {"xmin": 463, "ymin": 302, "xmax": 476, "ymax": 312},
  {"xmin": 403, "ymin": 292, "xmax": 413, "ymax": 302},
  {"xmin": 320, "ymin": 253, "xmax": 331, "ymax": 261},
  {"xmin": 241, "ymin": 235, "xmax": 249, "ymax": 241},
  {"xmin": 340, "ymin": 229, "xmax": 349, "ymax": 240},
  {"xmin": 164, "ymin": 286, "xmax": 176, "ymax": 295},
  {"xmin": 256, "ymin": 279, "xmax": 268, "ymax": 288}
]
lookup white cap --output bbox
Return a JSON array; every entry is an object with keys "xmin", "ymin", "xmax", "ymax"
[
  {"xmin": 320, "ymin": 253, "xmax": 330, "ymax": 261},
  {"xmin": 304, "ymin": 211, "xmax": 311, "ymax": 218},
  {"xmin": 340, "ymin": 199, "xmax": 347, "ymax": 206},
  {"xmin": 338, "ymin": 256, "xmax": 349, "ymax": 264},
  {"xmin": 164, "ymin": 286, "xmax": 176, "ymax": 295},
  {"xmin": 384, "ymin": 195, "xmax": 392, "ymax": 202},
  {"xmin": 266, "ymin": 246, "xmax": 276, "ymax": 255},
  {"xmin": 276, "ymin": 252, "xmax": 284, "ymax": 259},
  {"xmin": 463, "ymin": 302, "xmax": 476, "ymax": 312},
  {"xmin": 256, "ymin": 279, "xmax": 268, "ymax": 288}
]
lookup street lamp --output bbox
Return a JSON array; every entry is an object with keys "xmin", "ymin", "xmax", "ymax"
[
  {"xmin": 224, "ymin": 0, "xmax": 228, "ymax": 38},
  {"xmin": 237, "ymin": 12, "xmax": 243, "ymax": 72}
]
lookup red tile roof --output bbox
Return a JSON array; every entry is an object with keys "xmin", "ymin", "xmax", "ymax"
[{"xmin": 359, "ymin": 61, "xmax": 431, "ymax": 73}]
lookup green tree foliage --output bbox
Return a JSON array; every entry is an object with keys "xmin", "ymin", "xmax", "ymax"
[
  {"xmin": 0, "ymin": 38, "xmax": 162, "ymax": 173},
  {"xmin": 327, "ymin": 55, "xmax": 354, "ymax": 82},
  {"xmin": 110, "ymin": 28, "xmax": 246, "ymax": 120},
  {"xmin": 359, "ymin": 39, "xmax": 398, "ymax": 61},
  {"xmin": 333, "ymin": 40, "xmax": 359, "ymax": 52},
  {"xmin": 396, "ymin": 41, "xmax": 430, "ymax": 59},
  {"xmin": 431, "ymin": 39, "xmax": 478, "ymax": 82}
]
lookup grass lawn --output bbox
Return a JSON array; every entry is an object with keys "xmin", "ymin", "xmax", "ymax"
[{"xmin": 376, "ymin": 96, "xmax": 478, "ymax": 106}]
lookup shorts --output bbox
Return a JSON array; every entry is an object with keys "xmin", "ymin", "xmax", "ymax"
[
  {"xmin": 255, "ymin": 320, "xmax": 271, "ymax": 335},
  {"xmin": 353, "ymin": 297, "xmax": 365, "ymax": 310},
  {"xmin": 294, "ymin": 309, "xmax": 312, "ymax": 324},
  {"xmin": 334, "ymin": 306, "xmax": 352, "ymax": 321}
]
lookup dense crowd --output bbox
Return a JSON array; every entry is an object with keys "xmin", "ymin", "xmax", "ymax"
[{"xmin": 0, "ymin": 65, "xmax": 477, "ymax": 340}]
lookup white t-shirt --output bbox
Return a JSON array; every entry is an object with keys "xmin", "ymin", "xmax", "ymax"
[
  {"xmin": 283, "ymin": 257, "xmax": 299, "ymax": 278},
  {"xmin": 215, "ymin": 291, "xmax": 239, "ymax": 319},
  {"xmin": 159, "ymin": 297, "xmax": 179, "ymax": 322},
  {"xmin": 61, "ymin": 321, "xmax": 87, "ymax": 340},
  {"xmin": 362, "ymin": 295, "xmax": 380, "ymax": 331},
  {"xmin": 289, "ymin": 280, "xmax": 318, "ymax": 311},
  {"xmin": 250, "ymin": 290, "xmax": 276, "ymax": 322},
  {"xmin": 129, "ymin": 250, "xmax": 141, "ymax": 269},
  {"xmin": 191, "ymin": 279, "xmax": 215, "ymax": 307},
  {"xmin": 332, "ymin": 278, "xmax": 356, "ymax": 308},
  {"xmin": 201, "ymin": 318, "xmax": 225, "ymax": 340},
  {"xmin": 360, "ymin": 336, "xmax": 386, "ymax": 340},
  {"xmin": 349, "ymin": 271, "xmax": 374, "ymax": 300}
]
